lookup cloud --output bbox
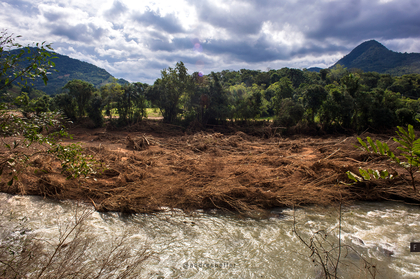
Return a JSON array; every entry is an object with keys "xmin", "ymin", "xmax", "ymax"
[
  {"xmin": 0, "ymin": 0, "xmax": 39, "ymax": 15},
  {"xmin": 1, "ymin": 0, "xmax": 420, "ymax": 85},
  {"xmin": 104, "ymin": 0, "xmax": 128, "ymax": 20},
  {"xmin": 191, "ymin": 0, "xmax": 263, "ymax": 36},
  {"xmin": 132, "ymin": 9, "xmax": 185, "ymax": 34},
  {"xmin": 50, "ymin": 23, "xmax": 106, "ymax": 43},
  {"xmin": 306, "ymin": 0, "xmax": 420, "ymax": 42}
]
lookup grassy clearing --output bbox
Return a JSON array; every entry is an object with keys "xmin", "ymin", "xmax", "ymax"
[
  {"xmin": 146, "ymin": 108, "xmax": 162, "ymax": 118},
  {"xmin": 256, "ymin": 116, "xmax": 274, "ymax": 121},
  {"xmin": 101, "ymin": 108, "xmax": 161, "ymax": 118}
]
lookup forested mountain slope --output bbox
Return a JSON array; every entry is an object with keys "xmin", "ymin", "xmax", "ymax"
[
  {"xmin": 7, "ymin": 48, "xmax": 128, "ymax": 95},
  {"xmin": 332, "ymin": 40, "xmax": 420, "ymax": 75}
]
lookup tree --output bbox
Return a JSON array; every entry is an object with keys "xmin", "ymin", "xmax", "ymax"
[
  {"xmin": 276, "ymin": 98, "xmax": 304, "ymax": 127},
  {"xmin": 87, "ymin": 93, "xmax": 104, "ymax": 128},
  {"xmin": 188, "ymin": 72, "xmax": 229, "ymax": 126},
  {"xmin": 269, "ymin": 77, "xmax": 294, "ymax": 115},
  {"xmin": 319, "ymin": 85, "xmax": 354, "ymax": 129},
  {"xmin": 114, "ymin": 82, "xmax": 148, "ymax": 126},
  {"xmin": 100, "ymin": 82, "xmax": 124, "ymax": 120},
  {"xmin": 53, "ymin": 93, "xmax": 77, "ymax": 121},
  {"xmin": 227, "ymin": 83, "xmax": 247, "ymax": 121},
  {"xmin": 63, "ymin": 79, "xmax": 95, "ymax": 120},
  {"xmin": 229, "ymin": 83, "xmax": 268, "ymax": 121},
  {"xmin": 302, "ymin": 84, "xmax": 327, "ymax": 122},
  {"xmin": 206, "ymin": 72, "xmax": 229, "ymax": 123},
  {"xmin": 328, "ymin": 64, "xmax": 348, "ymax": 83},
  {"xmin": 0, "ymin": 30, "xmax": 55, "ymax": 91},
  {"xmin": 0, "ymin": 34, "xmax": 97, "ymax": 186},
  {"xmin": 320, "ymin": 69, "xmax": 329, "ymax": 81},
  {"xmin": 147, "ymin": 62, "xmax": 193, "ymax": 123}
]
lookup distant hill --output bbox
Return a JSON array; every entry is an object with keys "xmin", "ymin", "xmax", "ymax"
[
  {"xmin": 332, "ymin": 40, "xmax": 420, "ymax": 75},
  {"xmin": 9, "ymin": 48, "xmax": 129, "ymax": 95},
  {"xmin": 306, "ymin": 67, "xmax": 322, "ymax": 73}
]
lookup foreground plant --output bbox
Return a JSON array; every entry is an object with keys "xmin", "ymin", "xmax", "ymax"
[
  {"xmin": 0, "ymin": 103, "xmax": 98, "ymax": 185},
  {"xmin": 347, "ymin": 124, "xmax": 420, "ymax": 192},
  {"xmin": 0, "ymin": 32, "xmax": 98, "ymax": 185},
  {"xmin": 0, "ymin": 206, "xmax": 151, "ymax": 278},
  {"xmin": 293, "ymin": 204, "xmax": 377, "ymax": 279}
]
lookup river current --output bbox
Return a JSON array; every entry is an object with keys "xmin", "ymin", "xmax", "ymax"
[{"xmin": 0, "ymin": 193, "xmax": 419, "ymax": 278}]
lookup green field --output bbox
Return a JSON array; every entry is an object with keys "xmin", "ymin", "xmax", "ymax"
[
  {"xmin": 102, "ymin": 108, "xmax": 162, "ymax": 118},
  {"xmin": 146, "ymin": 108, "xmax": 162, "ymax": 118}
]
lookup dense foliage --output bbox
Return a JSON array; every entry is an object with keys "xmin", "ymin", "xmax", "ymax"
[
  {"xmin": 141, "ymin": 63, "xmax": 420, "ymax": 133},
  {"xmin": 5, "ymin": 48, "xmax": 420, "ymax": 133}
]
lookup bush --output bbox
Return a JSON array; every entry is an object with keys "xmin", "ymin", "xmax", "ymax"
[
  {"xmin": 88, "ymin": 94, "xmax": 104, "ymax": 128},
  {"xmin": 275, "ymin": 98, "xmax": 304, "ymax": 127}
]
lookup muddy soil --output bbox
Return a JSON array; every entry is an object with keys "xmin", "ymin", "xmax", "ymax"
[{"xmin": 1, "ymin": 120, "xmax": 420, "ymax": 214}]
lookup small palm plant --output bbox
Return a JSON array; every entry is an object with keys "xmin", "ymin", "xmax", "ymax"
[{"xmin": 347, "ymin": 124, "xmax": 420, "ymax": 192}]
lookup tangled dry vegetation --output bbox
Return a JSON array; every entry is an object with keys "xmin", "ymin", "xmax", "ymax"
[{"xmin": 1, "ymin": 120, "xmax": 420, "ymax": 214}]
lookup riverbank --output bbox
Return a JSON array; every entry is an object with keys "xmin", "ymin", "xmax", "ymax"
[{"xmin": 1, "ymin": 120, "xmax": 419, "ymax": 214}]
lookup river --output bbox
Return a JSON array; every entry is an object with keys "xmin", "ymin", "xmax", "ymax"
[{"xmin": 0, "ymin": 193, "xmax": 419, "ymax": 278}]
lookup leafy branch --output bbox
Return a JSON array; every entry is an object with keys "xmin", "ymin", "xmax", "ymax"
[
  {"xmin": 0, "ymin": 32, "xmax": 98, "ymax": 186},
  {"xmin": 0, "ymin": 30, "xmax": 56, "ymax": 91},
  {"xmin": 347, "ymin": 125, "xmax": 420, "ymax": 192},
  {"xmin": 0, "ymin": 104, "xmax": 99, "ymax": 184}
]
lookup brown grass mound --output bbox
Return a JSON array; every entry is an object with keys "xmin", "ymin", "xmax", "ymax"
[{"xmin": 1, "ymin": 124, "xmax": 419, "ymax": 215}]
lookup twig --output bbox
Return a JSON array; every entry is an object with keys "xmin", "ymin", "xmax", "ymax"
[
  {"xmin": 142, "ymin": 134, "xmax": 150, "ymax": 146},
  {"xmin": 321, "ymin": 148, "xmax": 341, "ymax": 161}
]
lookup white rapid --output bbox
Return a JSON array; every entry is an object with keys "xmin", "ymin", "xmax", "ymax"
[{"xmin": 1, "ymin": 193, "xmax": 419, "ymax": 279}]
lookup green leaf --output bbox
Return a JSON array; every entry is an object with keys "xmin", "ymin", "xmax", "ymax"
[
  {"xmin": 397, "ymin": 126, "xmax": 409, "ymax": 140},
  {"xmin": 359, "ymin": 169, "xmax": 371, "ymax": 180},
  {"xmin": 380, "ymin": 170, "xmax": 390, "ymax": 179},
  {"xmin": 376, "ymin": 140, "xmax": 385, "ymax": 155},
  {"xmin": 7, "ymin": 178, "xmax": 13, "ymax": 186},
  {"xmin": 357, "ymin": 137, "xmax": 369, "ymax": 152},
  {"xmin": 394, "ymin": 137, "xmax": 411, "ymax": 149},
  {"xmin": 408, "ymin": 125, "xmax": 416, "ymax": 141},
  {"xmin": 368, "ymin": 169, "xmax": 380, "ymax": 179},
  {"xmin": 367, "ymin": 137, "xmax": 377, "ymax": 153},
  {"xmin": 346, "ymin": 171, "xmax": 362, "ymax": 182},
  {"xmin": 413, "ymin": 138, "xmax": 420, "ymax": 157},
  {"xmin": 397, "ymin": 146, "xmax": 410, "ymax": 154}
]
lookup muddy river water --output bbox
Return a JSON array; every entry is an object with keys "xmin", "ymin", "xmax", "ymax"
[{"xmin": 1, "ymin": 193, "xmax": 419, "ymax": 278}]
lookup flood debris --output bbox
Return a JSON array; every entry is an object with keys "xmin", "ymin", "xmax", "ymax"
[{"xmin": 1, "ymin": 123, "xmax": 419, "ymax": 215}]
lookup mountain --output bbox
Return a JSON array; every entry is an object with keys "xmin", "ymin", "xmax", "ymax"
[
  {"xmin": 11, "ymin": 48, "xmax": 129, "ymax": 95},
  {"xmin": 306, "ymin": 67, "xmax": 322, "ymax": 73},
  {"xmin": 332, "ymin": 40, "xmax": 420, "ymax": 75}
]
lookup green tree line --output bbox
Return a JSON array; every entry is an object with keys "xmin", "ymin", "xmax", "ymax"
[{"xmin": 5, "ymin": 60, "xmax": 420, "ymax": 133}]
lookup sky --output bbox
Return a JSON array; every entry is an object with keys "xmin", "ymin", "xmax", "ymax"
[{"xmin": 1, "ymin": 0, "xmax": 420, "ymax": 84}]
